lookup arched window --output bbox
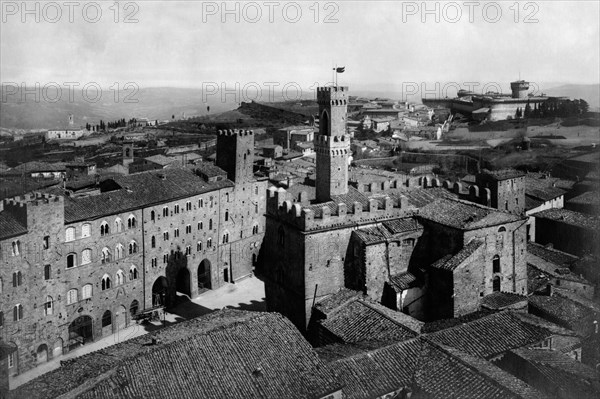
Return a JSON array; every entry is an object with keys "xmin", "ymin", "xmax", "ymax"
[
  {"xmin": 67, "ymin": 253, "xmax": 77, "ymax": 268},
  {"xmin": 12, "ymin": 240, "xmax": 21, "ymax": 256},
  {"xmin": 174, "ymin": 204, "xmax": 180, "ymax": 214},
  {"xmin": 101, "ymin": 275, "xmax": 112, "ymax": 291},
  {"xmin": 12, "ymin": 271, "xmax": 22, "ymax": 287},
  {"xmin": 199, "ymin": 198, "xmax": 204, "ymax": 208},
  {"xmin": 115, "ymin": 244, "xmax": 124, "ymax": 260},
  {"xmin": 150, "ymin": 210, "xmax": 155, "ymax": 221},
  {"xmin": 101, "ymin": 248, "xmax": 111, "ymax": 264},
  {"xmin": 130, "ymin": 300, "xmax": 139, "ymax": 316},
  {"xmin": 129, "ymin": 241, "xmax": 138, "ymax": 254},
  {"xmin": 498, "ymin": 226, "xmax": 506, "ymax": 233},
  {"xmin": 493, "ymin": 255, "xmax": 500, "ymax": 274},
  {"xmin": 13, "ymin": 304, "xmax": 23, "ymax": 321},
  {"xmin": 151, "ymin": 236, "xmax": 156, "ymax": 248},
  {"xmin": 197, "ymin": 241, "xmax": 203, "ymax": 251},
  {"xmin": 100, "ymin": 221, "xmax": 109, "ymax": 236},
  {"xmin": 44, "ymin": 296, "xmax": 53, "ymax": 315},
  {"xmin": 116, "ymin": 270, "xmax": 125, "ymax": 286},
  {"xmin": 82, "ymin": 223, "xmax": 91, "ymax": 238},
  {"xmin": 114, "ymin": 218, "xmax": 123, "ymax": 233},
  {"xmin": 129, "ymin": 265, "xmax": 138, "ymax": 280},
  {"xmin": 186, "ymin": 201, "xmax": 192, "ymax": 211},
  {"xmin": 127, "ymin": 215, "xmax": 136, "ymax": 229},
  {"xmin": 82, "ymin": 284, "xmax": 93, "ymax": 299},
  {"xmin": 198, "ymin": 222, "xmax": 203, "ymax": 230},
  {"xmin": 67, "ymin": 289, "xmax": 78, "ymax": 304},
  {"xmin": 162, "ymin": 207, "xmax": 169, "ymax": 217},
  {"xmin": 65, "ymin": 226, "xmax": 75, "ymax": 242},
  {"xmin": 223, "ymin": 232, "xmax": 229, "ymax": 244},
  {"xmin": 81, "ymin": 248, "xmax": 92, "ymax": 265},
  {"xmin": 207, "ymin": 238, "xmax": 212, "ymax": 248},
  {"xmin": 101, "ymin": 310, "xmax": 112, "ymax": 327}
]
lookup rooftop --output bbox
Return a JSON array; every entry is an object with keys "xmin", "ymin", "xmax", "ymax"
[
  {"xmin": 430, "ymin": 239, "xmax": 485, "ymax": 271},
  {"xmin": 480, "ymin": 292, "xmax": 528, "ymax": 310},
  {"xmin": 532, "ymin": 208, "xmax": 600, "ymax": 231},
  {"xmin": 528, "ymin": 294, "xmax": 600, "ymax": 336},
  {"xmin": 480, "ymin": 169, "xmax": 526, "ymax": 181},
  {"xmin": 11, "ymin": 310, "xmax": 341, "ymax": 399},
  {"xmin": 419, "ymin": 198, "xmax": 524, "ymax": 230},
  {"xmin": 326, "ymin": 337, "xmax": 548, "ymax": 399},
  {"xmin": 568, "ymin": 190, "xmax": 600, "ymax": 206},
  {"xmin": 425, "ymin": 311, "xmax": 574, "ymax": 360},
  {"xmin": 63, "ymin": 168, "xmax": 233, "ymax": 223}
]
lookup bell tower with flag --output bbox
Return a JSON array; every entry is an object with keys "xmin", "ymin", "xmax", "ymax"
[{"xmin": 315, "ymin": 84, "xmax": 350, "ymax": 202}]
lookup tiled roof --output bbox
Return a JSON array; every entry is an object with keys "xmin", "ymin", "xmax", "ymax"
[
  {"xmin": 419, "ymin": 198, "xmax": 524, "ymax": 230},
  {"xmin": 194, "ymin": 162, "xmax": 228, "ymax": 178},
  {"xmin": 527, "ymin": 243, "xmax": 579, "ymax": 267},
  {"xmin": 327, "ymin": 338, "xmax": 548, "ymax": 399},
  {"xmin": 510, "ymin": 348, "xmax": 600, "ymax": 397},
  {"xmin": 527, "ymin": 252, "xmax": 590, "ymax": 284},
  {"xmin": 481, "ymin": 169, "xmax": 526, "ymax": 181},
  {"xmin": 430, "ymin": 239, "xmax": 484, "ymax": 271},
  {"xmin": 64, "ymin": 169, "xmax": 233, "ymax": 222},
  {"xmin": 425, "ymin": 311, "xmax": 567, "ymax": 359},
  {"xmin": 388, "ymin": 271, "xmax": 419, "ymax": 291},
  {"xmin": 144, "ymin": 154, "xmax": 178, "ymax": 166},
  {"xmin": 532, "ymin": 208, "xmax": 600, "ymax": 230},
  {"xmin": 568, "ymin": 190, "xmax": 600, "ymax": 206},
  {"xmin": 525, "ymin": 195, "xmax": 545, "ymax": 211},
  {"xmin": 382, "ymin": 218, "xmax": 422, "ymax": 234},
  {"xmin": 319, "ymin": 299, "xmax": 420, "ymax": 344},
  {"xmin": 12, "ymin": 310, "xmax": 341, "ymax": 399},
  {"xmin": 1, "ymin": 161, "xmax": 66, "ymax": 175},
  {"xmin": 397, "ymin": 187, "xmax": 457, "ymax": 208},
  {"xmin": 528, "ymin": 294, "xmax": 600, "ymax": 336},
  {"xmin": 526, "ymin": 186, "xmax": 565, "ymax": 202},
  {"xmin": 480, "ymin": 292, "xmax": 527, "ymax": 310},
  {"xmin": 0, "ymin": 211, "xmax": 27, "ymax": 240}
]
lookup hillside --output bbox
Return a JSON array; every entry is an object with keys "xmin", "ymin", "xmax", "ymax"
[{"xmin": 544, "ymin": 83, "xmax": 600, "ymax": 110}]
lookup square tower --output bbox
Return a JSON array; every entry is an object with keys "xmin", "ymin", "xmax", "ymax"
[
  {"xmin": 216, "ymin": 129, "xmax": 255, "ymax": 183},
  {"xmin": 315, "ymin": 86, "xmax": 350, "ymax": 202}
]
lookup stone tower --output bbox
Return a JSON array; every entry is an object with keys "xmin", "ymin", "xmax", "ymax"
[
  {"xmin": 216, "ymin": 129, "xmax": 255, "ymax": 183},
  {"xmin": 123, "ymin": 142, "xmax": 134, "ymax": 167},
  {"xmin": 315, "ymin": 86, "xmax": 350, "ymax": 202}
]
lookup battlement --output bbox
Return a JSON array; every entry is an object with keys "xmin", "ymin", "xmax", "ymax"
[
  {"xmin": 217, "ymin": 129, "xmax": 254, "ymax": 137},
  {"xmin": 314, "ymin": 134, "xmax": 349, "ymax": 144},
  {"xmin": 2, "ymin": 192, "xmax": 64, "ymax": 228},
  {"xmin": 266, "ymin": 186, "xmax": 413, "ymax": 232},
  {"xmin": 317, "ymin": 86, "xmax": 349, "ymax": 105}
]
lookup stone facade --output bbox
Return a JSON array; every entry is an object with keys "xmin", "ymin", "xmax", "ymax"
[
  {"xmin": 0, "ymin": 129, "xmax": 266, "ymax": 376},
  {"xmin": 315, "ymin": 86, "xmax": 350, "ymax": 202}
]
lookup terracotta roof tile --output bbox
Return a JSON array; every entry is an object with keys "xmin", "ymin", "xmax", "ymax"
[
  {"xmin": 480, "ymin": 292, "xmax": 528, "ymax": 310},
  {"xmin": 430, "ymin": 239, "xmax": 484, "ymax": 271},
  {"xmin": 0, "ymin": 211, "xmax": 27, "ymax": 240},
  {"xmin": 419, "ymin": 198, "xmax": 524, "ymax": 230},
  {"xmin": 425, "ymin": 311, "xmax": 566, "ymax": 359},
  {"xmin": 532, "ymin": 208, "xmax": 600, "ymax": 230}
]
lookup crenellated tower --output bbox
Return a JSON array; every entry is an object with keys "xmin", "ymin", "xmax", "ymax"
[
  {"xmin": 315, "ymin": 86, "xmax": 350, "ymax": 202},
  {"xmin": 216, "ymin": 129, "xmax": 255, "ymax": 184}
]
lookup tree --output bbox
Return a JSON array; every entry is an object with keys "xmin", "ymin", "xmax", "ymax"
[{"xmin": 524, "ymin": 100, "xmax": 531, "ymax": 118}]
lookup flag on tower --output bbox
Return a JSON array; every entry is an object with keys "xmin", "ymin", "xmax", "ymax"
[{"xmin": 335, "ymin": 66, "xmax": 345, "ymax": 73}]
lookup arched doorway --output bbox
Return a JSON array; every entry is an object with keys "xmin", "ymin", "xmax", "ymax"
[
  {"xmin": 198, "ymin": 259, "xmax": 211, "ymax": 291},
  {"xmin": 493, "ymin": 276, "xmax": 501, "ymax": 292},
  {"xmin": 152, "ymin": 276, "xmax": 167, "ymax": 307},
  {"xmin": 117, "ymin": 305, "xmax": 127, "ymax": 329},
  {"xmin": 176, "ymin": 267, "xmax": 191, "ymax": 298},
  {"xmin": 101, "ymin": 310, "xmax": 113, "ymax": 336},
  {"xmin": 69, "ymin": 315, "xmax": 93, "ymax": 350},
  {"xmin": 36, "ymin": 344, "xmax": 48, "ymax": 364},
  {"xmin": 53, "ymin": 338, "xmax": 63, "ymax": 358}
]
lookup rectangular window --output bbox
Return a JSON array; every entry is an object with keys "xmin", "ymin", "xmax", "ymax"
[
  {"xmin": 186, "ymin": 201, "xmax": 192, "ymax": 211},
  {"xmin": 186, "ymin": 225, "xmax": 191, "ymax": 234},
  {"xmin": 82, "ymin": 224, "xmax": 91, "ymax": 238},
  {"xmin": 174, "ymin": 204, "xmax": 180, "ymax": 214},
  {"xmin": 163, "ymin": 232, "xmax": 169, "ymax": 241},
  {"xmin": 163, "ymin": 254, "xmax": 168, "ymax": 264},
  {"xmin": 44, "ymin": 300, "xmax": 53, "ymax": 316},
  {"xmin": 174, "ymin": 228, "xmax": 180, "ymax": 238},
  {"xmin": 185, "ymin": 246, "xmax": 191, "ymax": 255},
  {"xmin": 44, "ymin": 265, "xmax": 51, "ymax": 280},
  {"xmin": 82, "ymin": 285, "xmax": 92, "ymax": 299}
]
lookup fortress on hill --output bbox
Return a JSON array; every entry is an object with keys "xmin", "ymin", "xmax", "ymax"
[{"xmin": 257, "ymin": 86, "xmax": 529, "ymax": 332}]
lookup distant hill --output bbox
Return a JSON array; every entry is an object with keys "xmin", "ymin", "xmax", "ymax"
[
  {"xmin": 543, "ymin": 83, "xmax": 600, "ymax": 110},
  {"xmin": 0, "ymin": 86, "xmax": 238, "ymax": 131}
]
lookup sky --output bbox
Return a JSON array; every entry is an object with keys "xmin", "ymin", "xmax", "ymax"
[{"xmin": 1, "ymin": 0, "xmax": 599, "ymax": 95}]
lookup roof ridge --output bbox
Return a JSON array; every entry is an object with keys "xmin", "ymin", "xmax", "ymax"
[{"xmin": 357, "ymin": 299, "xmax": 418, "ymax": 333}]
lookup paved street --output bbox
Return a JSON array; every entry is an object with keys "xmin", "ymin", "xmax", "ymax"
[{"xmin": 9, "ymin": 277, "xmax": 265, "ymax": 389}]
